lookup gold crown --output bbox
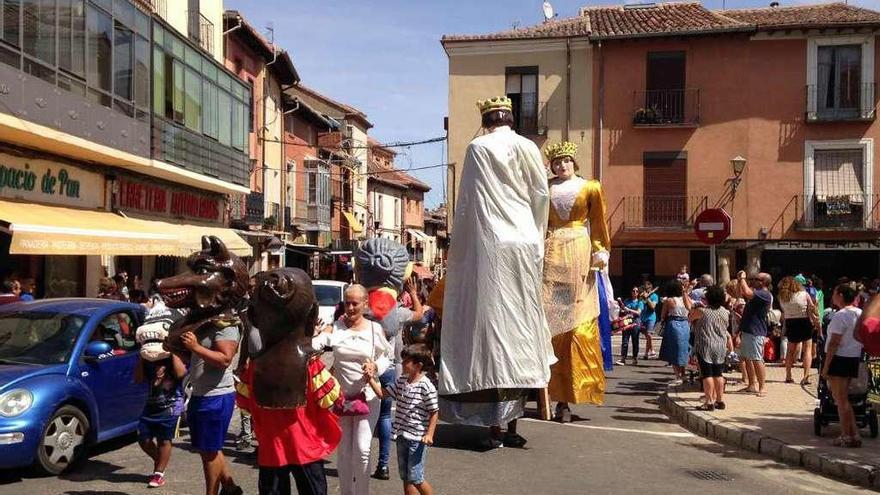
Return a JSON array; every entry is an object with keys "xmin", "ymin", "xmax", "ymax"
[
  {"xmin": 476, "ymin": 96, "xmax": 513, "ymax": 115},
  {"xmin": 545, "ymin": 141, "xmax": 578, "ymax": 161}
]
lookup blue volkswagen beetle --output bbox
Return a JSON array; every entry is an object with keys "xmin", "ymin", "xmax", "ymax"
[{"xmin": 0, "ymin": 299, "xmax": 147, "ymax": 474}]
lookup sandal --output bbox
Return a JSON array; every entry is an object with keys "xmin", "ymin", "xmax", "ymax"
[
  {"xmin": 714, "ymin": 401, "xmax": 726, "ymax": 410},
  {"xmin": 801, "ymin": 377, "xmax": 812, "ymax": 386},
  {"xmin": 784, "ymin": 378, "xmax": 795, "ymax": 384},
  {"xmin": 696, "ymin": 403, "xmax": 715, "ymax": 411}
]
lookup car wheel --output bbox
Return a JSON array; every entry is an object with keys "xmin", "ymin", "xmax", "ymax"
[{"xmin": 36, "ymin": 405, "xmax": 90, "ymax": 475}]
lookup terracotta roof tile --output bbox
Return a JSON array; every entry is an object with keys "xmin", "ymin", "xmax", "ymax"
[
  {"xmin": 584, "ymin": 2, "xmax": 749, "ymax": 39},
  {"xmin": 442, "ymin": 15, "xmax": 591, "ymax": 42},
  {"xmin": 442, "ymin": 2, "xmax": 880, "ymax": 43},
  {"xmin": 723, "ymin": 2, "xmax": 880, "ymax": 30}
]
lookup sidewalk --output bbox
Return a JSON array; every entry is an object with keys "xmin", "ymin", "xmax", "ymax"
[{"xmin": 661, "ymin": 363, "xmax": 880, "ymax": 490}]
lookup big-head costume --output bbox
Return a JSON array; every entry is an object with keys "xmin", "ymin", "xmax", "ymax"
[
  {"xmin": 438, "ymin": 96, "xmax": 553, "ymax": 426},
  {"xmin": 156, "ymin": 235, "xmax": 250, "ymax": 355},
  {"xmin": 542, "ymin": 141, "xmax": 613, "ymax": 406},
  {"xmin": 236, "ymin": 268, "xmax": 341, "ymax": 485},
  {"xmin": 354, "ymin": 238, "xmax": 412, "ymax": 326}
]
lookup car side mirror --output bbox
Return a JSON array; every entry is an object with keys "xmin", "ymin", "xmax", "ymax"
[{"xmin": 83, "ymin": 341, "xmax": 112, "ymax": 363}]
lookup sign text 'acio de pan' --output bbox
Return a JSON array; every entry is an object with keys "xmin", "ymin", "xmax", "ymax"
[{"xmin": 0, "ymin": 152, "xmax": 104, "ymax": 209}]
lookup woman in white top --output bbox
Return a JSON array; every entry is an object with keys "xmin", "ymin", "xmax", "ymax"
[
  {"xmin": 778, "ymin": 276, "xmax": 819, "ymax": 385},
  {"xmin": 821, "ymin": 284, "xmax": 864, "ymax": 448},
  {"xmin": 658, "ymin": 279, "xmax": 693, "ymax": 383},
  {"xmin": 313, "ymin": 284, "xmax": 393, "ymax": 495}
]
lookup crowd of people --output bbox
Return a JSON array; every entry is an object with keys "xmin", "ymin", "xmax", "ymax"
[{"xmin": 616, "ymin": 265, "xmax": 872, "ymax": 448}]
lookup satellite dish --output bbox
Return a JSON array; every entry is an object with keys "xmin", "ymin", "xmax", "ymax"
[{"xmin": 543, "ymin": 1, "xmax": 555, "ymax": 21}]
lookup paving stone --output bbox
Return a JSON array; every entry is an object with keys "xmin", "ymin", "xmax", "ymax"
[
  {"xmin": 759, "ymin": 437, "xmax": 784, "ymax": 458},
  {"xmin": 840, "ymin": 461, "xmax": 875, "ymax": 487},
  {"xmin": 741, "ymin": 431, "xmax": 763, "ymax": 452},
  {"xmin": 780, "ymin": 444, "xmax": 805, "ymax": 466},
  {"xmin": 821, "ymin": 456, "xmax": 846, "ymax": 480}
]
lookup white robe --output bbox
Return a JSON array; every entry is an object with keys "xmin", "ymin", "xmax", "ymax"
[{"xmin": 439, "ymin": 126, "xmax": 552, "ymax": 396}]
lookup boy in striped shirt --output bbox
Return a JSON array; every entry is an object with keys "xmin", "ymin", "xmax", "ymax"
[{"xmin": 367, "ymin": 344, "xmax": 439, "ymax": 495}]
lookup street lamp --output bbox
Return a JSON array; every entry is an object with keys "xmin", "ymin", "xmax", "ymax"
[
  {"xmin": 728, "ymin": 155, "xmax": 747, "ymax": 194},
  {"xmin": 730, "ymin": 156, "xmax": 747, "ymax": 177}
]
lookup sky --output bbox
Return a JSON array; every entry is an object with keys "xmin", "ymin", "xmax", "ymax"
[{"xmin": 225, "ymin": 0, "xmax": 880, "ymax": 208}]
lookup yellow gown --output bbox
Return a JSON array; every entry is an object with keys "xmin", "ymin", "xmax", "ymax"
[{"xmin": 544, "ymin": 177, "xmax": 610, "ymax": 405}]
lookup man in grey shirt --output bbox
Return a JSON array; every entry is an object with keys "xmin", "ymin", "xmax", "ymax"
[{"xmin": 179, "ymin": 323, "xmax": 242, "ymax": 495}]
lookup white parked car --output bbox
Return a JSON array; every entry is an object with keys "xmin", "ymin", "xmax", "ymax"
[{"xmin": 312, "ymin": 280, "xmax": 348, "ymax": 326}]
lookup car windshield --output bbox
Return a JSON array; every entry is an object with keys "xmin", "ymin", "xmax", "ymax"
[
  {"xmin": 314, "ymin": 285, "xmax": 343, "ymax": 307},
  {"xmin": 0, "ymin": 312, "xmax": 87, "ymax": 365}
]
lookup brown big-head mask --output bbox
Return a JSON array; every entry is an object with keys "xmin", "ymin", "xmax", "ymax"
[
  {"xmin": 250, "ymin": 267, "xmax": 319, "ymax": 408},
  {"xmin": 157, "ymin": 236, "xmax": 249, "ymax": 353}
]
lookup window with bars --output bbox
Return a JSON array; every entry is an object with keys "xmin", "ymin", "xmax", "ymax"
[{"xmin": 811, "ymin": 148, "xmax": 867, "ymax": 226}]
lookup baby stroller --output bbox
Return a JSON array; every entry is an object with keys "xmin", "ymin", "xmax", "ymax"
[{"xmin": 812, "ymin": 338, "xmax": 879, "ymax": 438}]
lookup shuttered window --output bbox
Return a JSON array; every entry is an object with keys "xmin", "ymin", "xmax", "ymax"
[{"xmin": 643, "ymin": 155, "xmax": 687, "ymax": 227}]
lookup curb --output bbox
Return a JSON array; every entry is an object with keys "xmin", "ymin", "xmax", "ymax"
[{"xmin": 659, "ymin": 385, "xmax": 880, "ymax": 490}]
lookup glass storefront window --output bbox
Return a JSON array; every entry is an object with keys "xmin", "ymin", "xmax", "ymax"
[
  {"xmin": 112, "ymin": 22, "xmax": 131, "ymax": 100},
  {"xmin": 86, "ymin": 3, "xmax": 112, "ymax": 93},
  {"xmin": 184, "ymin": 66, "xmax": 200, "ymax": 132}
]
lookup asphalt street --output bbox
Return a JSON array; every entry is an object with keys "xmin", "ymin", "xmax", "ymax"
[{"xmin": 0, "ymin": 344, "xmax": 870, "ymax": 495}]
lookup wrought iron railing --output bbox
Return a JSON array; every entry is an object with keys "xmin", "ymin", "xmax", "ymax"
[
  {"xmin": 623, "ymin": 195, "xmax": 708, "ymax": 229},
  {"xmin": 633, "ymin": 88, "xmax": 700, "ymax": 127},
  {"xmin": 796, "ymin": 194, "xmax": 880, "ymax": 230},
  {"xmin": 187, "ymin": 10, "xmax": 214, "ymax": 55},
  {"xmin": 806, "ymin": 83, "xmax": 876, "ymax": 122}
]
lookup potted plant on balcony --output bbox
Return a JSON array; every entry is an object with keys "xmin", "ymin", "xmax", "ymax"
[
  {"xmin": 262, "ymin": 215, "xmax": 279, "ymax": 231},
  {"xmin": 634, "ymin": 106, "xmax": 660, "ymax": 125}
]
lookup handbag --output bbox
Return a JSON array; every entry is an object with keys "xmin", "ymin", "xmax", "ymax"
[
  {"xmin": 333, "ymin": 391, "xmax": 370, "ymax": 417},
  {"xmin": 331, "ymin": 321, "xmax": 379, "ymax": 417}
]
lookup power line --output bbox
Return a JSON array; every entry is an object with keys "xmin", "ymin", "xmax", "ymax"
[{"xmin": 257, "ymin": 135, "xmax": 446, "ymax": 150}]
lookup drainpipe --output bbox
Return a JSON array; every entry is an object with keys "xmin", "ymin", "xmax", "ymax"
[
  {"xmin": 596, "ymin": 40, "xmax": 604, "ymax": 182},
  {"xmin": 565, "ymin": 37, "xmax": 571, "ymax": 141},
  {"xmin": 223, "ymin": 15, "xmax": 243, "ymax": 36}
]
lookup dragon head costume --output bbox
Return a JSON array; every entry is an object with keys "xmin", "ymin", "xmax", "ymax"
[{"xmin": 156, "ymin": 235, "xmax": 249, "ymax": 354}]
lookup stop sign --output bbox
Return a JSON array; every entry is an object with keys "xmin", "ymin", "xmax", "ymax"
[{"xmin": 694, "ymin": 208, "xmax": 731, "ymax": 245}]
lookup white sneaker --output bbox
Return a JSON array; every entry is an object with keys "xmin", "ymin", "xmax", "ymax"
[{"xmin": 615, "ymin": 360, "xmax": 626, "ymax": 366}]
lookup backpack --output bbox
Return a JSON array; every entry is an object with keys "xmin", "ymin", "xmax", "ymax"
[{"xmin": 856, "ymin": 317, "xmax": 880, "ymax": 357}]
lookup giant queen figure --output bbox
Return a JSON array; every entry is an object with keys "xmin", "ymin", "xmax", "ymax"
[
  {"xmin": 439, "ymin": 96, "xmax": 553, "ymax": 445},
  {"xmin": 541, "ymin": 141, "xmax": 613, "ymax": 423}
]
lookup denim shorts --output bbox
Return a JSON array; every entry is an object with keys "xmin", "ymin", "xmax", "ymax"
[
  {"xmin": 137, "ymin": 413, "xmax": 180, "ymax": 442},
  {"xmin": 396, "ymin": 437, "xmax": 427, "ymax": 484},
  {"xmin": 187, "ymin": 393, "xmax": 235, "ymax": 452},
  {"xmin": 740, "ymin": 332, "xmax": 765, "ymax": 361}
]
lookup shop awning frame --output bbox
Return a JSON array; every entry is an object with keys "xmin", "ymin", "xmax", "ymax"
[{"xmin": 0, "ymin": 200, "xmax": 251, "ymax": 257}]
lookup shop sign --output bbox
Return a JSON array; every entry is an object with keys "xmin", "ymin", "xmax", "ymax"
[
  {"xmin": 0, "ymin": 153, "xmax": 103, "ymax": 208},
  {"xmin": 116, "ymin": 176, "xmax": 223, "ymax": 223},
  {"xmin": 764, "ymin": 240, "xmax": 880, "ymax": 251}
]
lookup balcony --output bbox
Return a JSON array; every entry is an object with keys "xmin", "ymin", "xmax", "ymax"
[
  {"xmin": 796, "ymin": 194, "xmax": 880, "ymax": 231},
  {"xmin": 293, "ymin": 200, "xmax": 331, "ymax": 231},
  {"xmin": 622, "ymin": 195, "xmax": 708, "ymax": 230},
  {"xmin": 806, "ymin": 83, "xmax": 875, "ymax": 122},
  {"xmin": 331, "ymin": 239, "xmax": 359, "ymax": 252},
  {"xmin": 151, "ymin": 117, "xmax": 250, "ymax": 187},
  {"xmin": 134, "ymin": 0, "xmax": 166, "ymax": 16},
  {"xmin": 188, "ymin": 10, "xmax": 215, "ymax": 55},
  {"xmin": 633, "ymin": 89, "xmax": 700, "ymax": 127}
]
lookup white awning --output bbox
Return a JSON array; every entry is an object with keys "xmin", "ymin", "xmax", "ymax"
[{"xmin": 407, "ymin": 229, "xmax": 428, "ymax": 242}]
